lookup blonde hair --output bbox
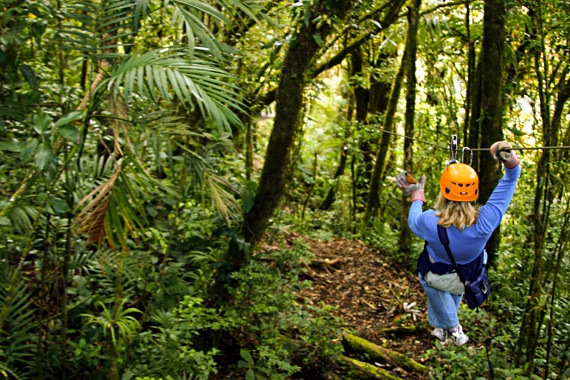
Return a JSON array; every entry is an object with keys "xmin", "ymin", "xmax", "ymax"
[{"xmin": 435, "ymin": 193, "xmax": 479, "ymax": 230}]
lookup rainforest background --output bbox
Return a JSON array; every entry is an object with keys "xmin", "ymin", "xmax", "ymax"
[{"xmin": 0, "ymin": 0, "xmax": 569, "ymax": 379}]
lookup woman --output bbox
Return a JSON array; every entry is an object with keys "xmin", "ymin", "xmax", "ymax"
[{"xmin": 396, "ymin": 141, "xmax": 520, "ymax": 346}]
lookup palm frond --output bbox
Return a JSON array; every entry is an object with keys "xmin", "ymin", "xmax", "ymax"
[
  {"xmin": 74, "ymin": 164, "xmax": 121, "ymax": 246},
  {"xmin": 73, "ymin": 152, "xmax": 165, "ymax": 250},
  {"xmin": 0, "ymin": 263, "xmax": 36, "ymax": 377},
  {"xmin": 58, "ymin": 1, "xmax": 100, "ymax": 56},
  {"xmin": 170, "ymin": 0, "xmax": 232, "ymax": 62},
  {"xmin": 82, "ymin": 248, "xmax": 117, "ymax": 293},
  {"xmin": 105, "ymin": 49, "xmax": 243, "ymax": 131},
  {"xmin": 172, "ymin": 139, "xmax": 242, "ymax": 224},
  {"xmin": 7, "ymin": 205, "xmax": 39, "ymax": 235},
  {"xmin": 210, "ymin": 0, "xmax": 271, "ymax": 26},
  {"xmin": 65, "ymin": 155, "xmax": 116, "ymax": 197},
  {"xmin": 171, "ymin": 0, "xmax": 272, "ymax": 58},
  {"xmin": 60, "ymin": 0, "xmax": 146, "ymax": 57},
  {"xmin": 205, "ymin": 174, "xmax": 241, "ymax": 224},
  {"xmin": 133, "ymin": 0, "xmax": 151, "ymax": 32},
  {"xmin": 82, "ymin": 299, "xmax": 141, "ymax": 349}
]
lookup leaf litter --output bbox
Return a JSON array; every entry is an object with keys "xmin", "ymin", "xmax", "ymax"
[{"xmin": 265, "ymin": 232, "xmax": 436, "ymax": 378}]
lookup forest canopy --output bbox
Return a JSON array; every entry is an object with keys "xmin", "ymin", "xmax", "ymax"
[{"xmin": 0, "ymin": 0, "xmax": 569, "ymax": 379}]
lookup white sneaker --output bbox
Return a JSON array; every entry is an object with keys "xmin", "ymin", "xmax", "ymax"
[
  {"xmin": 447, "ymin": 325, "xmax": 469, "ymax": 346},
  {"xmin": 431, "ymin": 328, "xmax": 447, "ymax": 341}
]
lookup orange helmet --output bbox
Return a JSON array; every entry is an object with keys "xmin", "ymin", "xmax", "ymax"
[{"xmin": 439, "ymin": 163, "xmax": 479, "ymax": 202}]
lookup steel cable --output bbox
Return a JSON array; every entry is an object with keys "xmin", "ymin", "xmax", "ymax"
[{"xmin": 379, "ymin": 128, "xmax": 570, "ymax": 152}]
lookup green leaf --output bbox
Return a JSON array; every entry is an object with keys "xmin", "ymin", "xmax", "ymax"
[
  {"xmin": 240, "ymin": 349, "xmax": 253, "ymax": 365},
  {"xmin": 245, "ymin": 369, "xmax": 255, "ymax": 380},
  {"xmin": 10, "ymin": 207, "xmax": 33, "ymax": 234},
  {"xmin": 54, "ymin": 110, "xmax": 84, "ymax": 129},
  {"xmin": 35, "ymin": 143, "xmax": 54, "ymax": 169},
  {"xmin": 313, "ymin": 33, "xmax": 324, "ymax": 47},
  {"xmin": 59, "ymin": 125, "xmax": 80, "ymax": 142},
  {"xmin": 0, "ymin": 139, "xmax": 22, "ymax": 152},
  {"xmin": 105, "ymin": 49, "xmax": 244, "ymax": 132},
  {"xmin": 507, "ymin": 126, "xmax": 525, "ymax": 137},
  {"xmin": 48, "ymin": 196, "xmax": 71, "ymax": 214},
  {"xmin": 20, "ymin": 138, "xmax": 39, "ymax": 162},
  {"xmin": 20, "ymin": 64, "xmax": 39, "ymax": 90},
  {"xmin": 33, "ymin": 112, "xmax": 52, "ymax": 135},
  {"xmin": 0, "ymin": 216, "xmax": 11, "ymax": 226}
]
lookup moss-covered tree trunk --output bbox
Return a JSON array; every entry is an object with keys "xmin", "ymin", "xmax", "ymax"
[
  {"xmin": 399, "ymin": 0, "xmax": 421, "ymax": 263},
  {"xmin": 468, "ymin": 0, "xmax": 506, "ymax": 262},
  {"xmin": 343, "ymin": 333, "xmax": 428, "ymax": 375},
  {"xmin": 352, "ymin": 49, "xmax": 374, "ymax": 188},
  {"xmin": 364, "ymin": 55, "xmax": 405, "ymax": 221},
  {"xmin": 241, "ymin": 1, "xmax": 354, "ymax": 245}
]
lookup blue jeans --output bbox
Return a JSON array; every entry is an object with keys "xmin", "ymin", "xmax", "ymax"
[{"xmin": 419, "ymin": 274, "xmax": 462, "ymax": 330}]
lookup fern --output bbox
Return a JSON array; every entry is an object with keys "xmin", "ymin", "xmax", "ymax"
[
  {"xmin": 6, "ymin": 206, "xmax": 38, "ymax": 235},
  {"xmin": 0, "ymin": 263, "xmax": 36, "ymax": 379},
  {"xmin": 59, "ymin": 0, "xmax": 148, "ymax": 59},
  {"xmin": 104, "ymin": 49, "xmax": 243, "ymax": 132},
  {"xmin": 59, "ymin": 1, "xmax": 100, "ymax": 56}
]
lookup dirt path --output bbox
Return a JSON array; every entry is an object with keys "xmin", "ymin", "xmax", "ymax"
[{"xmin": 294, "ymin": 234, "xmax": 434, "ymax": 378}]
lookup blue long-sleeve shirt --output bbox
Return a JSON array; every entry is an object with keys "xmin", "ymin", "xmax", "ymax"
[{"xmin": 409, "ymin": 165, "xmax": 521, "ymax": 265}]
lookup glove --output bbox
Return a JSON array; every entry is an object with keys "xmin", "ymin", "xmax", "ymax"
[
  {"xmin": 395, "ymin": 172, "xmax": 426, "ymax": 203},
  {"xmin": 490, "ymin": 141, "xmax": 520, "ymax": 168}
]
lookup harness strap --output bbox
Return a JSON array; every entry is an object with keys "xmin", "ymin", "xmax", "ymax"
[{"xmin": 437, "ymin": 225, "xmax": 467, "ymax": 284}]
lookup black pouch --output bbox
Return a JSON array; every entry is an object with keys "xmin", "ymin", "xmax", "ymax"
[
  {"xmin": 437, "ymin": 225, "xmax": 491, "ymax": 309},
  {"xmin": 463, "ymin": 266, "xmax": 491, "ymax": 309}
]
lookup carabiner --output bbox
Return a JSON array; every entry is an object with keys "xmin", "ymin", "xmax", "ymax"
[
  {"xmin": 448, "ymin": 135, "xmax": 459, "ymax": 164},
  {"xmin": 462, "ymin": 147, "xmax": 473, "ymax": 166}
]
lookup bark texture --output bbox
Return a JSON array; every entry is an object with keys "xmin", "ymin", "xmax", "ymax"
[
  {"xmin": 399, "ymin": 0, "xmax": 421, "ymax": 261},
  {"xmin": 343, "ymin": 333, "xmax": 428, "ymax": 375},
  {"xmin": 242, "ymin": 1, "xmax": 354, "ymax": 245},
  {"xmin": 336, "ymin": 355, "xmax": 404, "ymax": 380},
  {"xmin": 469, "ymin": 0, "xmax": 506, "ymax": 261}
]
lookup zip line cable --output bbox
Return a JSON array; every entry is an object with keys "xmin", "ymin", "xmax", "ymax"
[
  {"xmin": 379, "ymin": 127, "xmax": 570, "ymax": 152},
  {"xmin": 468, "ymin": 146, "xmax": 570, "ymax": 151}
]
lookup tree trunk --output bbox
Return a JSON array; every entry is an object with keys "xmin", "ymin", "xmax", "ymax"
[
  {"xmin": 241, "ymin": 30, "xmax": 315, "ymax": 244},
  {"xmin": 343, "ymin": 333, "xmax": 428, "ymax": 375},
  {"xmin": 352, "ymin": 49, "xmax": 374, "ymax": 186},
  {"xmin": 336, "ymin": 355, "xmax": 404, "ymax": 380},
  {"xmin": 245, "ymin": 120, "xmax": 254, "ymax": 181},
  {"xmin": 469, "ymin": 0, "xmax": 506, "ymax": 263},
  {"xmin": 241, "ymin": 1, "xmax": 353, "ymax": 246},
  {"xmin": 463, "ymin": 3, "xmax": 476, "ymax": 147},
  {"xmin": 364, "ymin": 11, "xmax": 415, "ymax": 221},
  {"xmin": 399, "ymin": 0, "xmax": 421, "ymax": 264},
  {"xmin": 320, "ymin": 145, "xmax": 349, "ymax": 210},
  {"xmin": 354, "ymin": 51, "xmax": 394, "ymax": 212},
  {"xmin": 236, "ymin": 1, "xmax": 408, "ymax": 227},
  {"xmin": 543, "ymin": 201, "xmax": 570, "ymax": 377},
  {"xmin": 364, "ymin": 57, "xmax": 405, "ymax": 221}
]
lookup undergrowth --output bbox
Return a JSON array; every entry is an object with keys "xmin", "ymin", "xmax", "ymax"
[{"xmin": 123, "ymin": 240, "xmax": 345, "ymax": 379}]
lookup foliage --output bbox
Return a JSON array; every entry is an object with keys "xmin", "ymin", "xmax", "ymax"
[
  {"xmin": 82, "ymin": 299, "xmax": 142, "ymax": 357},
  {"xmin": 121, "ymin": 241, "xmax": 344, "ymax": 379},
  {"xmin": 1, "ymin": 0, "xmax": 570, "ymax": 378},
  {"xmin": 0, "ymin": 262, "xmax": 36, "ymax": 379},
  {"xmin": 124, "ymin": 296, "xmax": 226, "ymax": 380},
  {"xmin": 225, "ymin": 241, "xmax": 344, "ymax": 378},
  {"xmin": 423, "ymin": 307, "xmax": 531, "ymax": 380}
]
